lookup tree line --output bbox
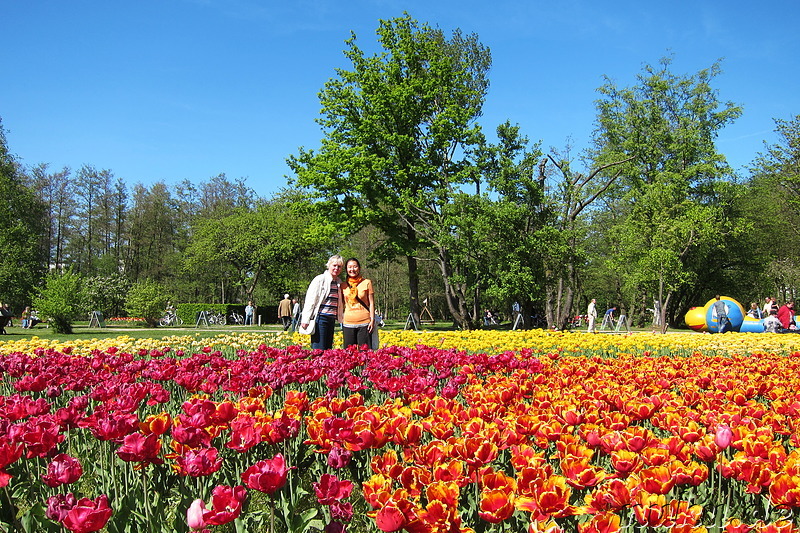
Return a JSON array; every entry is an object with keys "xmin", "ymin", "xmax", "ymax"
[{"xmin": 2, "ymin": 14, "xmax": 799, "ymax": 331}]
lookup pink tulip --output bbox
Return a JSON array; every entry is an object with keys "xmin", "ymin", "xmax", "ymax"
[
  {"xmin": 186, "ymin": 499, "xmax": 206, "ymax": 530},
  {"xmin": 714, "ymin": 425, "xmax": 733, "ymax": 449}
]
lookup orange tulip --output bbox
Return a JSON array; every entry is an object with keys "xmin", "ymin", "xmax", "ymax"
[
  {"xmin": 479, "ymin": 488, "xmax": 515, "ymax": 524},
  {"xmin": 432, "ymin": 459, "xmax": 469, "ymax": 487},
  {"xmin": 516, "ymin": 474, "xmax": 578, "ymax": 520},
  {"xmin": 671, "ymin": 460, "xmax": 708, "ymax": 487},
  {"xmin": 637, "ymin": 465, "xmax": 676, "ymax": 495},
  {"xmin": 632, "ymin": 491, "xmax": 667, "ymax": 527},
  {"xmin": 510, "ymin": 445, "xmax": 548, "ymax": 471},
  {"xmin": 578, "ymin": 512, "xmax": 622, "ymax": 533},
  {"xmin": 561, "ymin": 457, "xmax": 608, "ymax": 489},
  {"xmin": 610, "ymin": 449, "xmax": 643, "ymax": 477},
  {"xmin": 454, "ymin": 437, "xmax": 498, "ymax": 469},
  {"xmin": 425, "ymin": 480, "xmax": 460, "ymax": 507},
  {"xmin": 768, "ymin": 473, "xmax": 800, "ymax": 508},
  {"xmin": 723, "ymin": 518, "xmax": 753, "ymax": 533},
  {"xmin": 140, "ymin": 413, "xmax": 171, "ymax": 436}
]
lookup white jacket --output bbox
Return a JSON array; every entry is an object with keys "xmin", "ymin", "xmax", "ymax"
[{"xmin": 300, "ymin": 271, "xmax": 342, "ymax": 325}]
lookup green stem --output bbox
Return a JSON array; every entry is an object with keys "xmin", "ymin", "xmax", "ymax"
[{"xmin": 2, "ymin": 486, "xmax": 23, "ymax": 532}]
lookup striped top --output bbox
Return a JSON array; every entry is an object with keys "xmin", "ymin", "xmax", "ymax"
[{"xmin": 318, "ymin": 282, "xmax": 340, "ymax": 317}]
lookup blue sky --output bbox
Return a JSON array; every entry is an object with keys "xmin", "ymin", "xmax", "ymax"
[{"xmin": 2, "ymin": 0, "xmax": 798, "ymax": 197}]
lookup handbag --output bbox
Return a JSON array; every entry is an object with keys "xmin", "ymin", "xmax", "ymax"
[{"xmin": 299, "ymin": 320, "xmax": 315, "ymax": 335}]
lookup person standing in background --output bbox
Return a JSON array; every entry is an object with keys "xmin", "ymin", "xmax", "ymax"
[
  {"xmin": 244, "ymin": 300, "xmax": 254, "ymax": 326},
  {"xmin": 290, "ymin": 298, "xmax": 300, "ymax": 332},
  {"xmin": 586, "ymin": 299, "xmax": 597, "ymax": 333}
]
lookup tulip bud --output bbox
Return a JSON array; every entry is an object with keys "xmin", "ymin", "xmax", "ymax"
[
  {"xmin": 186, "ymin": 499, "xmax": 206, "ymax": 530},
  {"xmin": 714, "ymin": 425, "xmax": 733, "ymax": 449}
]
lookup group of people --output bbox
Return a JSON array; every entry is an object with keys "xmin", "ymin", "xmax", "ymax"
[
  {"xmin": 276, "ymin": 295, "xmax": 301, "ymax": 331},
  {"xmin": 0, "ymin": 304, "xmax": 39, "ymax": 334},
  {"xmin": 585, "ymin": 299, "xmax": 618, "ymax": 333},
  {"xmin": 298, "ymin": 255, "xmax": 378, "ymax": 350},
  {"xmin": 748, "ymin": 296, "xmax": 799, "ymax": 333}
]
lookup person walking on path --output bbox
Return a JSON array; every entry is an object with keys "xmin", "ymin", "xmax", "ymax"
[
  {"xmin": 278, "ymin": 294, "xmax": 292, "ymax": 330},
  {"xmin": 586, "ymin": 299, "xmax": 597, "ymax": 333}
]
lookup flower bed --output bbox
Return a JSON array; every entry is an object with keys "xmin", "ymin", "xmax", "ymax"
[{"xmin": 0, "ymin": 332, "xmax": 799, "ymax": 532}]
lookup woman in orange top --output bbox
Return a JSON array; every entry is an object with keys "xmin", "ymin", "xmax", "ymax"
[{"xmin": 342, "ymin": 257, "xmax": 375, "ymax": 349}]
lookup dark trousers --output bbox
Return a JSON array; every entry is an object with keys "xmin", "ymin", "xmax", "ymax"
[
  {"xmin": 281, "ymin": 316, "xmax": 291, "ymax": 330},
  {"xmin": 311, "ymin": 314, "xmax": 337, "ymax": 350},
  {"xmin": 343, "ymin": 325, "xmax": 370, "ymax": 349}
]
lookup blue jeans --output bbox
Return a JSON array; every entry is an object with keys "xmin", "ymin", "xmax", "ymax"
[
  {"xmin": 718, "ymin": 316, "xmax": 730, "ymax": 333},
  {"xmin": 311, "ymin": 314, "xmax": 337, "ymax": 350}
]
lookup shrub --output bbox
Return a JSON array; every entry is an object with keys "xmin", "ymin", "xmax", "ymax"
[
  {"xmin": 33, "ymin": 269, "xmax": 87, "ymax": 334},
  {"xmin": 125, "ymin": 280, "xmax": 169, "ymax": 327}
]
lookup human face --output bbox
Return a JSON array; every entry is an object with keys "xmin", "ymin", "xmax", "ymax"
[
  {"xmin": 328, "ymin": 261, "xmax": 343, "ymax": 278},
  {"xmin": 346, "ymin": 260, "xmax": 361, "ymax": 278}
]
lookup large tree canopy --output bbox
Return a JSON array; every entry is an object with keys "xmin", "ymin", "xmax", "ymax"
[
  {"xmin": 289, "ymin": 14, "xmax": 493, "ymax": 327},
  {"xmin": 591, "ymin": 57, "xmax": 743, "ymax": 330},
  {"xmin": 0, "ymin": 122, "xmax": 46, "ymax": 308}
]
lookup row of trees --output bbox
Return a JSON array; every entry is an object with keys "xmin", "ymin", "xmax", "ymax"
[{"xmin": 2, "ymin": 14, "xmax": 799, "ymax": 330}]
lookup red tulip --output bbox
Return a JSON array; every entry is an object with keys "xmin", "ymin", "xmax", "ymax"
[
  {"xmin": 0, "ymin": 438, "xmax": 23, "ymax": 487},
  {"xmin": 46, "ymin": 493, "xmax": 77, "ymax": 523},
  {"xmin": 61, "ymin": 495, "xmax": 113, "ymax": 533},
  {"xmin": 375, "ymin": 503, "xmax": 406, "ymax": 532},
  {"xmin": 327, "ymin": 445, "xmax": 353, "ymax": 469},
  {"xmin": 241, "ymin": 453, "xmax": 293, "ymax": 494},
  {"xmin": 174, "ymin": 447, "xmax": 223, "ymax": 477},
  {"xmin": 313, "ymin": 473, "xmax": 354, "ymax": 505},
  {"xmin": 42, "ymin": 453, "xmax": 83, "ymax": 487},
  {"xmin": 201, "ymin": 485, "xmax": 246, "ymax": 526},
  {"xmin": 115, "ymin": 432, "xmax": 162, "ymax": 465}
]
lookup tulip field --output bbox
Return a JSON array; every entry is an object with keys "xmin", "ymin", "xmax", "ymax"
[{"xmin": 1, "ymin": 329, "xmax": 800, "ymax": 532}]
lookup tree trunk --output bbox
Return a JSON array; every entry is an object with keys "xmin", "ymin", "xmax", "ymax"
[{"xmin": 436, "ymin": 248, "xmax": 471, "ymax": 329}]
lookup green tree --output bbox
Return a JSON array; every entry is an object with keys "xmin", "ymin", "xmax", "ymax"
[
  {"xmin": 30, "ymin": 164, "xmax": 75, "ymax": 272},
  {"xmin": 184, "ymin": 191, "xmax": 333, "ymax": 304},
  {"xmin": 125, "ymin": 279, "xmax": 170, "ymax": 327},
  {"xmin": 125, "ymin": 182, "xmax": 183, "ymax": 283},
  {"xmin": 740, "ymin": 114, "xmax": 800, "ymax": 301},
  {"xmin": 33, "ymin": 269, "xmax": 86, "ymax": 334},
  {"xmin": 289, "ymin": 14, "xmax": 492, "ymax": 329},
  {"xmin": 592, "ymin": 57, "xmax": 742, "ymax": 330},
  {"xmin": 0, "ymin": 120, "xmax": 47, "ymax": 307}
]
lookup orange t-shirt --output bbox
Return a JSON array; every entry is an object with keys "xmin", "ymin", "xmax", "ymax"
[{"xmin": 342, "ymin": 278, "xmax": 373, "ymax": 325}]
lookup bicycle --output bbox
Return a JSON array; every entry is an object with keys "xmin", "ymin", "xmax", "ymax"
[
  {"xmin": 159, "ymin": 311, "xmax": 183, "ymax": 327},
  {"xmin": 206, "ymin": 311, "xmax": 227, "ymax": 326},
  {"xmin": 229, "ymin": 312, "xmax": 244, "ymax": 325}
]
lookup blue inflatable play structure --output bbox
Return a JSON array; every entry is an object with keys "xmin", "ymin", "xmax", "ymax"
[{"xmin": 684, "ymin": 296, "xmax": 798, "ymax": 333}]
